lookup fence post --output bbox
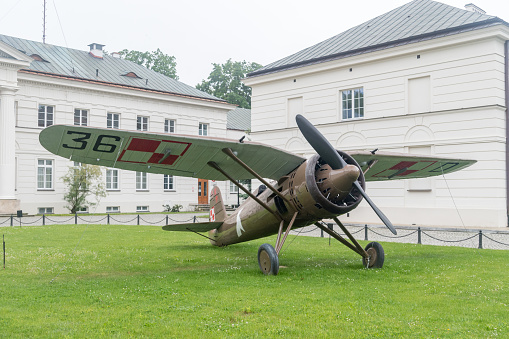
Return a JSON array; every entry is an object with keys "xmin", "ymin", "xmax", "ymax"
[
  {"xmin": 43, "ymin": 214, "xmax": 45, "ymax": 226},
  {"xmin": 107, "ymin": 214, "xmax": 110, "ymax": 225},
  {"xmin": 418, "ymin": 227, "xmax": 421, "ymax": 244},
  {"xmin": 166, "ymin": 215, "xmax": 169, "ymax": 225},
  {"xmin": 193, "ymin": 216, "xmax": 197, "ymax": 223},
  {"xmin": 10, "ymin": 215, "xmax": 13, "ymax": 227},
  {"xmin": 75, "ymin": 213, "xmax": 77, "ymax": 224},
  {"xmin": 137, "ymin": 215, "xmax": 140, "ymax": 225},
  {"xmin": 478, "ymin": 230, "xmax": 483, "ymax": 249},
  {"xmin": 321, "ymin": 228, "xmax": 324, "ymax": 238},
  {"xmin": 364, "ymin": 225, "xmax": 368, "ymax": 241}
]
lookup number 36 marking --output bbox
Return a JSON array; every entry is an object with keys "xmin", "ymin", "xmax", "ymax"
[{"xmin": 62, "ymin": 131, "xmax": 121, "ymax": 153}]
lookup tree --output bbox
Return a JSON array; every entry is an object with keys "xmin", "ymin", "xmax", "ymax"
[
  {"xmin": 61, "ymin": 164, "xmax": 107, "ymax": 214},
  {"xmin": 119, "ymin": 48, "xmax": 179, "ymax": 80},
  {"xmin": 196, "ymin": 59, "xmax": 263, "ymax": 108}
]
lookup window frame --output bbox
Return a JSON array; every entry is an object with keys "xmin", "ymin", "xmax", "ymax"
[
  {"xmin": 38, "ymin": 207, "xmax": 54, "ymax": 214},
  {"xmin": 37, "ymin": 159, "xmax": 53, "ymax": 190},
  {"xmin": 38, "ymin": 104, "xmax": 54, "ymax": 127},
  {"xmin": 230, "ymin": 181, "xmax": 238, "ymax": 194},
  {"xmin": 199, "ymin": 123, "xmax": 208, "ymax": 136},
  {"xmin": 165, "ymin": 119, "xmax": 176, "ymax": 133},
  {"xmin": 341, "ymin": 87, "xmax": 364, "ymax": 120},
  {"xmin": 163, "ymin": 174, "xmax": 175, "ymax": 191},
  {"xmin": 106, "ymin": 169, "xmax": 119, "ymax": 190},
  {"xmin": 136, "ymin": 172, "xmax": 148, "ymax": 191},
  {"xmin": 74, "ymin": 108, "xmax": 88, "ymax": 126},
  {"xmin": 137, "ymin": 116, "xmax": 149, "ymax": 131},
  {"xmin": 106, "ymin": 206, "xmax": 120, "ymax": 213},
  {"xmin": 107, "ymin": 113, "xmax": 120, "ymax": 129},
  {"xmin": 136, "ymin": 206, "xmax": 150, "ymax": 213}
]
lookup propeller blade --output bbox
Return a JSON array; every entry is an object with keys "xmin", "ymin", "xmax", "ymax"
[
  {"xmin": 296, "ymin": 114, "xmax": 397, "ymax": 235},
  {"xmin": 295, "ymin": 114, "xmax": 346, "ymax": 170},
  {"xmin": 353, "ymin": 181, "xmax": 397, "ymax": 235}
]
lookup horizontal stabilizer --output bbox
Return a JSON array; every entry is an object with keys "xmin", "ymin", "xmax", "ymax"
[{"xmin": 162, "ymin": 221, "xmax": 223, "ymax": 232}]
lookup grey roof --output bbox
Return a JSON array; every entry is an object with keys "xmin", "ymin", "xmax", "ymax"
[
  {"xmin": 227, "ymin": 107, "xmax": 251, "ymax": 131},
  {"xmin": 249, "ymin": 0, "xmax": 507, "ymax": 77},
  {"xmin": 0, "ymin": 34, "xmax": 226, "ymax": 103}
]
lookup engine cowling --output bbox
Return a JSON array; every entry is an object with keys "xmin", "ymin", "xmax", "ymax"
[{"xmin": 301, "ymin": 151, "xmax": 365, "ymax": 218}]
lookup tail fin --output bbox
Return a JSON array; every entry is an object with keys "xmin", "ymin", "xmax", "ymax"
[{"xmin": 209, "ymin": 185, "xmax": 226, "ymax": 222}]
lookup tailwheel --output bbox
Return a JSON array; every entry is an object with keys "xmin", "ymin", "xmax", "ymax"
[
  {"xmin": 258, "ymin": 243, "xmax": 279, "ymax": 275},
  {"xmin": 362, "ymin": 242, "xmax": 385, "ymax": 268}
]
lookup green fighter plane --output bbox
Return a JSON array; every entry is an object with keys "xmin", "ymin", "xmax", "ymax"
[{"xmin": 40, "ymin": 115, "xmax": 475, "ymax": 275}]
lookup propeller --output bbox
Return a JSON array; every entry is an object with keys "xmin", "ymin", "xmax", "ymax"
[{"xmin": 296, "ymin": 114, "xmax": 397, "ymax": 235}]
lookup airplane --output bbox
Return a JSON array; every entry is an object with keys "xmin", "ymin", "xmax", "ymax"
[{"xmin": 39, "ymin": 114, "xmax": 476, "ymax": 275}]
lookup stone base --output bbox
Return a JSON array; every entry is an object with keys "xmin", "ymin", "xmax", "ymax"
[{"xmin": 0, "ymin": 199, "xmax": 20, "ymax": 215}]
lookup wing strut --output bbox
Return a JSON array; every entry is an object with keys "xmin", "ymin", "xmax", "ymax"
[
  {"xmin": 207, "ymin": 161, "xmax": 282, "ymax": 222},
  {"xmin": 222, "ymin": 148, "xmax": 292, "ymax": 205}
]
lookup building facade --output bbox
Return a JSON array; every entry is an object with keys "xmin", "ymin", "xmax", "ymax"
[
  {"xmin": 0, "ymin": 35, "xmax": 246, "ymax": 215},
  {"xmin": 244, "ymin": 0, "xmax": 509, "ymax": 228}
]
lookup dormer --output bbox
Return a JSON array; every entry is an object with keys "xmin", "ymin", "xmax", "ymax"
[
  {"xmin": 88, "ymin": 43, "xmax": 105, "ymax": 59},
  {"xmin": 30, "ymin": 54, "xmax": 49, "ymax": 62},
  {"xmin": 121, "ymin": 71, "xmax": 142, "ymax": 79}
]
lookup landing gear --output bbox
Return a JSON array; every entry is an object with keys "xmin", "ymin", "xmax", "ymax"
[
  {"xmin": 362, "ymin": 242, "xmax": 384, "ymax": 268},
  {"xmin": 258, "ymin": 243, "xmax": 279, "ymax": 275}
]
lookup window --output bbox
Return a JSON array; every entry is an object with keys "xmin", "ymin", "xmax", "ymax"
[
  {"xmin": 77, "ymin": 207, "xmax": 88, "ymax": 213},
  {"xmin": 37, "ymin": 159, "xmax": 53, "ymax": 189},
  {"xmin": 107, "ymin": 113, "xmax": 120, "ymax": 129},
  {"xmin": 74, "ymin": 109, "xmax": 88, "ymax": 126},
  {"xmin": 341, "ymin": 88, "xmax": 364, "ymax": 120},
  {"xmin": 199, "ymin": 123, "xmax": 208, "ymax": 136},
  {"xmin": 164, "ymin": 175, "xmax": 174, "ymax": 190},
  {"xmin": 137, "ymin": 116, "xmax": 148, "ymax": 131},
  {"xmin": 137, "ymin": 206, "xmax": 149, "ymax": 212},
  {"xmin": 106, "ymin": 206, "xmax": 120, "ymax": 213},
  {"xmin": 38, "ymin": 105, "xmax": 54, "ymax": 127},
  {"xmin": 230, "ymin": 181, "xmax": 238, "ymax": 194},
  {"xmin": 165, "ymin": 119, "xmax": 176, "ymax": 133},
  {"xmin": 106, "ymin": 169, "xmax": 119, "ymax": 190},
  {"xmin": 38, "ymin": 207, "xmax": 54, "ymax": 214},
  {"xmin": 136, "ymin": 172, "xmax": 148, "ymax": 190}
]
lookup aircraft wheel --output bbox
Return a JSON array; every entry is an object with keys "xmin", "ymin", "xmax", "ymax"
[
  {"xmin": 362, "ymin": 242, "xmax": 384, "ymax": 268},
  {"xmin": 258, "ymin": 243, "xmax": 279, "ymax": 275}
]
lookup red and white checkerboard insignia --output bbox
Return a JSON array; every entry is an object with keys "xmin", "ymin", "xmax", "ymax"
[
  {"xmin": 210, "ymin": 207, "xmax": 215, "ymax": 222},
  {"xmin": 117, "ymin": 137, "xmax": 191, "ymax": 166}
]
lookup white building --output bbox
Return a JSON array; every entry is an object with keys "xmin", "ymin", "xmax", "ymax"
[
  {"xmin": 244, "ymin": 0, "xmax": 509, "ymax": 228},
  {"xmin": 0, "ymin": 35, "xmax": 249, "ymax": 215}
]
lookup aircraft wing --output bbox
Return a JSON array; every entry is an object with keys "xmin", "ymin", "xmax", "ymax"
[
  {"xmin": 39, "ymin": 125, "xmax": 306, "ymax": 180},
  {"xmin": 349, "ymin": 151, "xmax": 476, "ymax": 181},
  {"xmin": 162, "ymin": 222, "xmax": 223, "ymax": 232}
]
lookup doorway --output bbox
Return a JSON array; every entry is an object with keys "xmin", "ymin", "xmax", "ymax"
[{"xmin": 198, "ymin": 178, "xmax": 208, "ymax": 204}]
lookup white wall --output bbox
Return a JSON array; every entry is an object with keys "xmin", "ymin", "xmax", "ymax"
[{"xmin": 245, "ymin": 27, "xmax": 509, "ymax": 228}]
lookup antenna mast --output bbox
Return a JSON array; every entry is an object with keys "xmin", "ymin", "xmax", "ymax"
[{"xmin": 42, "ymin": 0, "xmax": 47, "ymax": 43}]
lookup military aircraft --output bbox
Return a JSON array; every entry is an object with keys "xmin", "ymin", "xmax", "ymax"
[{"xmin": 39, "ymin": 115, "xmax": 475, "ymax": 275}]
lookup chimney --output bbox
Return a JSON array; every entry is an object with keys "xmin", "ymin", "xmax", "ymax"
[
  {"xmin": 88, "ymin": 43, "xmax": 105, "ymax": 59},
  {"xmin": 464, "ymin": 3, "xmax": 486, "ymax": 15}
]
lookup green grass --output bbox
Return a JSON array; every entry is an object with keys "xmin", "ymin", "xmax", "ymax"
[{"xmin": 1, "ymin": 225, "xmax": 508, "ymax": 338}]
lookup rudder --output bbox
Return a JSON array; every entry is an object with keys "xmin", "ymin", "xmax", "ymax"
[{"xmin": 209, "ymin": 185, "xmax": 226, "ymax": 222}]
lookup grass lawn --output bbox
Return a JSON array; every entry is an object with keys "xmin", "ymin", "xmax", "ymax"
[{"xmin": 1, "ymin": 224, "xmax": 508, "ymax": 338}]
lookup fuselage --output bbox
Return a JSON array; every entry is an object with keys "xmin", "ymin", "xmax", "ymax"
[{"xmin": 209, "ymin": 153, "xmax": 365, "ymax": 246}]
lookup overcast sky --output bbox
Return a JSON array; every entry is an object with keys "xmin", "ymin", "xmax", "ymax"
[{"xmin": 1, "ymin": 0, "xmax": 508, "ymax": 86}]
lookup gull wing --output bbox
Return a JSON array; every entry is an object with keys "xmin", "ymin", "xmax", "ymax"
[
  {"xmin": 349, "ymin": 151, "xmax": 476, "ymax": 181},
  {"xmin": 39, "ymin": 125, "xmax": 306, "ymax": 180}
]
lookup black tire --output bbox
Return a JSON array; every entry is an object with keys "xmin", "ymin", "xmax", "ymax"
[
  {"xmin": 362, "ymin": 242, "xmax": 384, "ymax": 268},
  {"xmin": 258, "ymin": 243, "xmax": 279, "ymax": 275}
]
